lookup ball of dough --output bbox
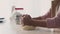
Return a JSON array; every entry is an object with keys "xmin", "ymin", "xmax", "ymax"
[{"xmin": 22, "ymin": 25, "xmax": 36, "ymax": 30}]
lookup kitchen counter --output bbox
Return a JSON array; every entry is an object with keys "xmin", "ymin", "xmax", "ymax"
[{"xmin": 10, "ymin": 18, "xmax": 60, "ymax": 34}]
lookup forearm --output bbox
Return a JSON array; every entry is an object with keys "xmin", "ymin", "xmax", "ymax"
[
  {"xmin": 32, "ymin": 17, "xmax": 43, "ymax": 20},
  {"xmin": 31, "ymin": 19, "xmax": 47, "ymax": 27}
]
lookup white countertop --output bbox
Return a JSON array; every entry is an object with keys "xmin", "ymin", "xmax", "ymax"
[{"xmin": 0, "ymin": 18, "xmax": 60, "ymax": 34}]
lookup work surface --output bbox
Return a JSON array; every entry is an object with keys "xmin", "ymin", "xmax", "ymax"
[
  {"xmin": 12, "ymin": 24, "xmax": 60, "ymax": 34},
  {"xmin": 10, "ymin": 19, "xmax": 60, "ymax": 34}
]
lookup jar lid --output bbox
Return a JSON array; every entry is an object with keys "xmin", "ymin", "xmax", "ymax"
[{"xmin": 15, "ymin": 8, "xmax": 23, "ymax": 10}]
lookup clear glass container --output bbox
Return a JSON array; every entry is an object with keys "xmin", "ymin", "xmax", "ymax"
[
  {"xmin": 14, "ymin": 8, "xmax": 23, "ymax": 25},
  {"xmin": 10, "ymin": 7, "xmax": 24, "ymax": 34}
]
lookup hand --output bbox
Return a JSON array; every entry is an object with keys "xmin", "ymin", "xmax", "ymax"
[{"xmin": 21, "ymin": 14, "xmax": 32, "ymax": 26}]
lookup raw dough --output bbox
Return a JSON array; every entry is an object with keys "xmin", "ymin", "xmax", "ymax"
[{"xmin": 22, "ymin": 25, "xmax": 36, "ymax": 30}]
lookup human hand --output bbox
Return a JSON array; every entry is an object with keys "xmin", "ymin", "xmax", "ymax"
[{"xmin": 21, "ymin": 14, "xmax": 32, "ymax": 26}]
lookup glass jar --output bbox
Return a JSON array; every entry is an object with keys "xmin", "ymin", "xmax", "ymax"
[{"xmin": 11, "ymin": 8, "xmax": 24, "ymax": 25}]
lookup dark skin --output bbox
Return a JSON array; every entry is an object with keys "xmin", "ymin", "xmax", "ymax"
[
  {"xmin": 22, "ymin": 14, "xmax": 47, "ymax": 27},
  {"xmin": 21, "ymin": 0, "xmax": 60, "ymax": 28},
  {"xmin": 22, "ymin": 14, "xmax": 59, "ymax": 28}
]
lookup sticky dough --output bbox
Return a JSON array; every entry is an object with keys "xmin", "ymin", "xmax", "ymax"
[{"xmin": 22, "ymin": 25, "xmax": 36, "ymax": 30}]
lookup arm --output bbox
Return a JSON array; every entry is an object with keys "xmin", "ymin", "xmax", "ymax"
[
  {"xmin": 21, "ymin": 14, "xmax": 60, "ymax": 28},
  {"xmin": 21, "ymin": 14, "xmax": 47, "ymax": 27},
  {"xmin": 32, "ymin": 16, "xmax": 60, "ymax": 28},
  {"xmin": 31, "ymin": 19, "xmax": 47, "ymax": 27}
]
